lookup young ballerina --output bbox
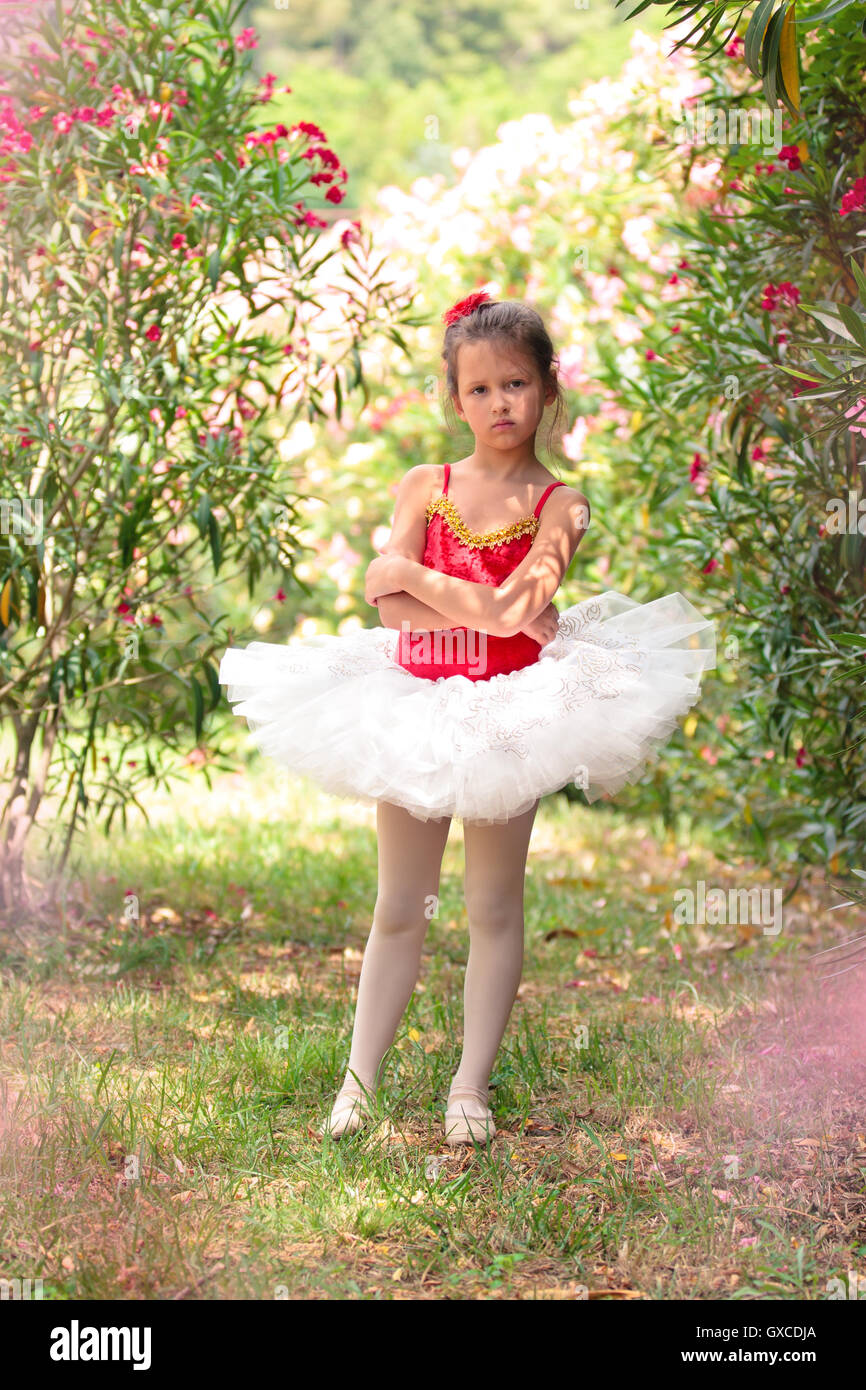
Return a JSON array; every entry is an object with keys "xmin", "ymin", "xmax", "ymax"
[{"xmin": 219, "ymin": 293, "xmax": 716, "ymax": 1146}]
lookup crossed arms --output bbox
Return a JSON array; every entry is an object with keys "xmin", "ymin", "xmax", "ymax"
[{"xmin": 367, "ymin": 464, "xmax": 590, "ymax": 640}]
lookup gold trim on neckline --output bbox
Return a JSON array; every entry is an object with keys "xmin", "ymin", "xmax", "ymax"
[{"xmin": 426, "ymin": 494, "xmax": 539, "ymax": 550}]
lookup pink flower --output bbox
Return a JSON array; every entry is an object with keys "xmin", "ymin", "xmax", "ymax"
[
  {"xmin": 274, "ymin": 588, "xmax": 287, "ymax": 602},
  {"xmin": 795, "ymin": 747, "xmax": 807, "ymax": 767},
  {"xmin": 145, "ymin": 324, "xmax": 161, "ymax": 342},
  {"xmin": 53, "ymin": 112, "xmax": 74, "ymax": 134},
  {"xmin": 325, "ymin": 185, "xmax": 345, "ymax": 204},
  {"xmin": 645, "ymin": 348, "xmax": 657, "ymax": 361},
  {"xmin": 235, "ymin": 27, "xmax": 258, "ymax": 51},
  {"xmin": 702, "ymin": 557, "xmax": 720, "ymax": 574},
  {"xmin": 844, "ymin": 397, "xmax": 866, "ymax": 435}
]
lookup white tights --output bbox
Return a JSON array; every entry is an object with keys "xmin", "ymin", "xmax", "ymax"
[{"xmin": 340, "ymin": 796, "xmax": 540, "ymax": 1100}]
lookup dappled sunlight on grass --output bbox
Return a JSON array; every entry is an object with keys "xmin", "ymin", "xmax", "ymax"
[{"xmin": 2, "ymin": 764, "xmax": 865, "ymax": 1298}]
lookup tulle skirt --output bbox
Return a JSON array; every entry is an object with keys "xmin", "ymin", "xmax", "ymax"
[{"xmin": 218, "ymin": 590, "xmax": 717, "ymax": 825}]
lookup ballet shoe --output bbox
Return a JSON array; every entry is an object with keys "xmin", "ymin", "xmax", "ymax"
[
  {"xmin": 444, "ymin": 1084, "xmax": 496, "ymax": 1146},
  {"xmin": 318, "ymin": 1082, "xmax": 376, "ymax": 1139}
]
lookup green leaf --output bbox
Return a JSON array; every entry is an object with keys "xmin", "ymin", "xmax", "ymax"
[
  {"xmin": 835, "ymin": 302, "xmax": 866, "ymax": 350},
  {"xmin": 848, "ymin": 254, "xmax": 866, "ymax": 305},
  {"xmin": 196, "ymin": 494, "xmax": 211, "ymax": 538},
  {"xmin": 202, "ymin": 659, "xmax": 221, "ymax": 707},
  {"xmin": 762, "ymin": 4, "xmax": 788, "ymax": 110},
  {"xmin": 208, "ymin": 512, "xmax": 221, "ymax": 573},
  {"xmin": 805, "ymin": 0, "xmax": 861, "ymax": 20},
  {"xmin": 190, "ymin": 675, "xmax": 204, "ymax": 741},
  {"xmin": 799, "ymin": 304, "xmax": 858, "ymax": 343},
  {"xmin": 745, "ymin": 0, "xmax": 778, "ymax": 79}
]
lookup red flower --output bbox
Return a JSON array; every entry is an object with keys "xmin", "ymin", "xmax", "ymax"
[
  {"xmin": 760, "ymin": 280, "xmax": 800, "ymax": 312},
  {"xmin": 838, "ymin": 176, "xmax": 866, "ymax": 217},
  {"xmin": 443, "ymin": 291, "xmax": 492, "ymax": 325},
  {"xmin": 777, "ymin": 144, "xmax": 802, "ymax": 172},
  {"xmin": 291, "ymin": 121, "xmax": 327, "ymax": 141},
  {"xmin": 325, "ymin": 186, "xmax": 344, "ymax": 204},
  {"xmin": 145, "ymin": 324, "xmax": 161, "ymax": 342}
]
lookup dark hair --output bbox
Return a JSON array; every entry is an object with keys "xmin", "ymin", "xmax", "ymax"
[{"xmin": 441, "ymin": 298, "xmax": 568, "ymax": 461}]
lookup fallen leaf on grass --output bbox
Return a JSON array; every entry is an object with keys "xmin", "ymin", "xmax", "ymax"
[{"xmin": 588, "ymin": 1288, "xmax": 647, "ymax": 1300}]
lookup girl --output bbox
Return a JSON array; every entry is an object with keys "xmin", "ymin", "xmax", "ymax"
[{"xmin": 219, "ymin": 293, "xmax": 716, "ymax": 1146}]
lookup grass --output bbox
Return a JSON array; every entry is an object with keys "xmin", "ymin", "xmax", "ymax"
[{"xmin": 2, "ymin": 753, "xmax": 866, "ymax": 1300}]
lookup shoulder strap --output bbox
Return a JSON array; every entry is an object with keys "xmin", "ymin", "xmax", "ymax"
[
  {"xmin": 442, "ymin": 463, "xmax": 450, "ymax": 496},
  {"xmin": 533, "ymin": 480, "xmax": 566, "ymax": 518}
]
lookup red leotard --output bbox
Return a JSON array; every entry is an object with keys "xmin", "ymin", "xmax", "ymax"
[{"xmin": 395, "ymin": 464, "xmax": 566, "ymax": 682}]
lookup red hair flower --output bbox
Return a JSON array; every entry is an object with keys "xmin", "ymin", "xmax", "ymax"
[{"xmin": 443, "ymin": 291, "xmax": 492, "ymax": 326}]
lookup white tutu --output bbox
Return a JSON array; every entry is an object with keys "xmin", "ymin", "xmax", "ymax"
[{"xmin": 218, "ymin": 590, "xmax": 716, "ymax": 825}]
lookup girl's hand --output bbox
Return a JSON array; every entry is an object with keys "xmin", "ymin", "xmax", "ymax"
[
  {"xmin": 520, "ymin": 600, "xmax": 560, "ymax": 647},
  {"xmin": 365, "ymin": 553, "xmax": 404, "ymax": 606}
]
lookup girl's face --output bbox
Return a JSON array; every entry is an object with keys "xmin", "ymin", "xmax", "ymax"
[{"xmin": 451, "ymin": 339, "xmax": 555, "ymax": 450}]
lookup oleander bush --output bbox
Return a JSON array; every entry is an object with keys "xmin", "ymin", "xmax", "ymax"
[{"xmin": 0, "ymin": 0, "xmax": 414, "ymax": 907}]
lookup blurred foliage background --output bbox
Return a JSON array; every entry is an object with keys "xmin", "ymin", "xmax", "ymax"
[{"xmin": 238, "ymin": 0, "xmax": 672, "ymax": 207}]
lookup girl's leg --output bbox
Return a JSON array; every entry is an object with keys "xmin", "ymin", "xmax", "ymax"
[
  {"xmin": 451, "ymin": 799, "xmax": 540, "ymax": 1097},
  {"xmin": 339, "ymin": 799, "xmax": 451, "ymax": 1099}
]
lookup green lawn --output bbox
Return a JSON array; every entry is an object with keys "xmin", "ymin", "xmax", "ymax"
[{"xmin": 1, "ymin": 755, "xmax": 864, "ymax": 1300}]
